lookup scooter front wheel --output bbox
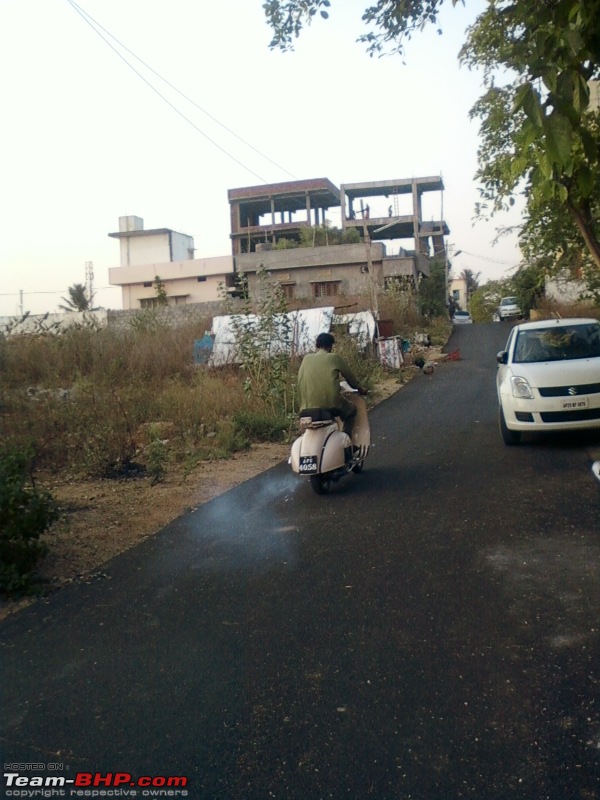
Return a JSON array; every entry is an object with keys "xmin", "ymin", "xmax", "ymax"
[{"xmin": 310, "ymin": 475, "xmax": 331, "ymax": 495}]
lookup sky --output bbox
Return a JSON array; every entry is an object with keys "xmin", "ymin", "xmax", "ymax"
[{"xmin": 0, "ymin": 0, "xmax": 525, "ymax": 317}]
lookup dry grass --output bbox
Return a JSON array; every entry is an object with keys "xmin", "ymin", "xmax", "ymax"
[{"xmin": 531, "ymin": 298, "xmax": 599, "ymax": 320}]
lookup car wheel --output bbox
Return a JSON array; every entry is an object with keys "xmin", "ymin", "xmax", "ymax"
[{"xmin": 499, "ymin": 405, "xmax": 521, "ymax": 446}]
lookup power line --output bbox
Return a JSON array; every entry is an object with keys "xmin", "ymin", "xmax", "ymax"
[
  {"xmin": 0, "ymin": 287, "xmax": 118, "ymax": 297},
  {"xmin": 66, "ymin": 0, "xmax": 297, "ymax": 183},
  {"xmin": 455, "ymin": 249, "xmax": 517, "ymax": 265}
]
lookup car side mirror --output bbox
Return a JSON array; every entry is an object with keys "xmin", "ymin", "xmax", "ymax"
[{"xmin": 497, "ymin": 351, "xmax": 508, "ymax": 365}]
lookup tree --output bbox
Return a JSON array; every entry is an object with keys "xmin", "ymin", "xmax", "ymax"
[
  {"xmin": 59, "ymin": 283, "xmax": 92, "ymax": 313},
  {"xmin": 460, "ymin": 268, "xmax": 481, "ymax": 301},
  {"xmin": 512, "ymin": 262, "xmax": 547, "ymax": 314},
  {"xmin": 469, "ymin": 278, "xmax": 507, "ymax": 321},
  {"xmin": 263, "ymin": 0, "xmax": 600, "ymax": 273},
  {"xmin": 461, "ymin": 1, "xmax": 600, "ymax": 270},
  {"xmin": 418, "ymin": 259, "xmax": 448, "ymax": 318},
  {"xmin": 153, "ymin": 276, "xmax": 168, "ymax": 307}
]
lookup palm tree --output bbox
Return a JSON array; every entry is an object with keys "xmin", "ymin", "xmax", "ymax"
[{"xmin": 59, "ymin": 283, "xmax": 92, "ymax": 312}]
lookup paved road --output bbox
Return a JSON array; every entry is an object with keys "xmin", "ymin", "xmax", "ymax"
[{"xmin": 2, "ymin": 323, "xmax": 599, "ymax": 800}]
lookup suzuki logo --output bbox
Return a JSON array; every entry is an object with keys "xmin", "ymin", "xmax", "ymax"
[{"xmin": 568, "ymin": 387, "xmax": 578, "ymax": 395}]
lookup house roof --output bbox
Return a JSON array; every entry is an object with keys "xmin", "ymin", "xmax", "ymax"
[{"xmin": 108, "ymin": 228, "xmax": 180, "ymax": 240}]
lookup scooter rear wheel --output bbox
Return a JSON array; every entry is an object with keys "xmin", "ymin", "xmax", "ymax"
[{"xmin": 310, "ymin": 475, "xmax": 331, "ymax": 495}]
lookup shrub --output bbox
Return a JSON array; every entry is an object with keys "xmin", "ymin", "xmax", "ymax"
[
  {"xmin": 329, "ymin": 331, "xmax": 382, "ymax": 391},
  {"xmin": 0, "ymin": 445, "xmax": 58, "ymax": 595},
  {"xmin": 232, "ymin": 410, "xmax": 289, "ymax": 442}
]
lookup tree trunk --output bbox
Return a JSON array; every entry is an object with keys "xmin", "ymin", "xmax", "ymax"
[{"xmin": 568, "ymin": 198, "xmax": 600, "ymax": 272}]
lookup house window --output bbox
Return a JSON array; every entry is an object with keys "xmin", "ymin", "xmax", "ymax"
[
  {"xmin": 140, "ymin": 297, "xmax": 160, "ymax": 309},
  {"xmin": 197, "ymin": 276, "xmax": 207, "ymax": 282},
  {"xmin": 143, "ymin": 282, "xmax": 152, "ymax": 288},
  {"xmin": 312, "ymin": 281, "xmax": 340, "ymax": 298},
  {"xmin": 279, "ymin": 283, "xmax": 296, "ymax": 300}
]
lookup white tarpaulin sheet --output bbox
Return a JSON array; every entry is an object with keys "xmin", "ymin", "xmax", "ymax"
[
  {"xmin": 332, "ymin": 311, "xmax": 377, "ymax": 348},
  {"xmin": 209, "ymin": 307, "xmax": 335, "ymax": 366}
]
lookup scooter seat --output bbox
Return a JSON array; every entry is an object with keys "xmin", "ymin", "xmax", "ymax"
[{"xmin": 298, "ymin": 408, "xmax": 335, "ymax": 422}]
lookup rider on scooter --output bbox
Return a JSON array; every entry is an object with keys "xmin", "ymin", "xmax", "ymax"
[{"xmin": 296, "ymin": 332, "xmax": 367, "ymax": 437}]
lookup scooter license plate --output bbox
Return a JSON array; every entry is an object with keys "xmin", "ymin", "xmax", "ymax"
[{"xmin": 299, "ymin": 455, "xmax": 318, "ymax": 473}]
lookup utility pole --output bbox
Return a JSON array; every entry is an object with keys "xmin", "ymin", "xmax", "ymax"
[
  {"xmin": 85, "ymin": 261, "xmax": 94, "ymax": 307},
  {"xmin": 362, "ymin": 220, "xmax": 379, "ymax": 320},
  {"xmin": 19, "ymin": 289, "xmax": 24, "ymax": 316}
]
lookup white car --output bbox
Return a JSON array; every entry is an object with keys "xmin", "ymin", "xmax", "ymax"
[
  {"xmin": 497, "ymin": 296, "xmax": 522, "ymax": 321},
  {"xmin": 496, "ymin": 317, "xmax": 600, "ymax": 445},
  {"xmin": 452, "ymin": 310, "xmax": 473, "ymax": 325}
]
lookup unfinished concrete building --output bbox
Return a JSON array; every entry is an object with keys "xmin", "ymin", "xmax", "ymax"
[
  {"xmin": 340, "ymin": 177, "xmax": 449, "ymax": 263},
  {"xmin": 228, "ymin": 175, "xmax": 449, "ymax": 302},
  {"xmin": 228, "ymin": 178, "xmax": 341, "ymax": 255}
]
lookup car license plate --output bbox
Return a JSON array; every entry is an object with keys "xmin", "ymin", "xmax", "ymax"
[
  {"xmin": 559, "ymin": 397, "xmax": 589, "ymax": 410},
  {"xmin": 299, "ymin": 455, "xmax": 318, "ymax": 473}
]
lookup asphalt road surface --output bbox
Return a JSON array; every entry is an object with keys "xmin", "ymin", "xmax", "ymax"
[{"xmin": 2, "ymin": 322, "xmax": 599, "ymax": 800}]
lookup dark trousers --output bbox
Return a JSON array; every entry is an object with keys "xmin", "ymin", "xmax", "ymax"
[{"xmin": 331, "ymin": 403, "xmax": 357, "ymax": 437}]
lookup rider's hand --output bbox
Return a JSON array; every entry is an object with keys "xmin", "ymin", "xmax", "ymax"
[{"xmin": 358, "ymin": 387, "xmax": 368, "ymax": 396}]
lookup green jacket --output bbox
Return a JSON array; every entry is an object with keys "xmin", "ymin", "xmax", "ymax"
[{"xmin": 296, "ymin": 349, "xmax": 361, "ymax": 411}]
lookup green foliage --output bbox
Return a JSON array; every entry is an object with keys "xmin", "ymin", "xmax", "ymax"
[
  {"xmin": 329, "ymin": 331, "xmax": 381, "ymax": 391},
  {"xmin": 263, "ymin": 0, "xmax": 461, "ymax": 56},
  {"xmin": 222, "ymin": 268, "xmax": 297, "ymax": 414},
  {"xmin": 145, "ymin": 425, "xmax": 169, "ymax": 485},
  {"xmin": 469, "ymin": 281, "xmax": 505, "ymax": 322},
  {"xmin": 129, "ymin": 309, "xmax": 165, "ymax": 333},
  {"xmin": 59, "ymin": 283, "xmax": 93, "ymax": 313},
  {"xmin": 232, "ymin": 410, "xmax": 289, "ymax": 442},
  {"xmin": 512, "ymin": 263, "xmax": 547, "ymax": 315},
  {"xmin": 341, "ymin": 227, "xmax": 361, "ymax": 244},
  {"xmin": 264, "ymin": 226, "xmax": 362, "ymax": 251},
  {"xmin": 460, "ymin": 1, "xmax": 600, "ymax": 269},
  {"xmin": 377, "ymin": 277, "xmax": 420, "ymax": 335},
  {"xmin": 417, "ymin": 260, "xmax": 448, "ymax": 319},
  {"xmin": 154, "ymin": 276, "xmax": 169, "ymax": 307},
  {"xmin": 0, "ymin": 445, "xmax": 58, "ymax": 595},
  {"xmin": 272, "ymin": 237, "xmax": 297, "ymax": 250},
  {"xmin": 460, "ymin": 269, "xmax": 481, "ymax": 302},
  {"xmin": 297, "ymin": 224, "xmax": 358, "ymax": 248}
]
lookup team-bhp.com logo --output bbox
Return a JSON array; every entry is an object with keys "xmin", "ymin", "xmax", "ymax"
[{"xmin": 4, "ymin": 771, "xmax": 188, "ymax": 797}]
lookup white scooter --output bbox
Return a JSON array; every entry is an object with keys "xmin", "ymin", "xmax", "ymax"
[{"xmin": 289, "ymin": 383, "xmax": 370, "ymax": 494}]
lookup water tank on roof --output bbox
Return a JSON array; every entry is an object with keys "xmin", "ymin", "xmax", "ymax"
[{"xmin": 119, "ymin": 216, "xmax": 144, "ymax": 232}]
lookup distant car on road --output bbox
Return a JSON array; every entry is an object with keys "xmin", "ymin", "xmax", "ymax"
[
  {"xmin": 496, "ymin": 317, "xmax": 600, "ymax": 444},
  {"xmin": 452, "ymin": 310, "xmax": 473, "ymax": 325},
  {"xmin": 497, "ymin": 296, "xmax": 522, "ymax": 321}
]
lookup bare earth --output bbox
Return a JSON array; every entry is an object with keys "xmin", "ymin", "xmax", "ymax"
[{"xmin": 1, "ymin": 357, "xmax": 447, "ymax": 619}]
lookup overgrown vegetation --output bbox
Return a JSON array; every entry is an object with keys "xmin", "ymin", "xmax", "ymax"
[
  {"xmin": 0, "ymin": 284, "xmax": 451, "ymax": 595},
  {"xmin": 0, "ymin": 445, "xmax": 58, "ymax": 595},
  {"xmin": 271, "ymin": 224, "xmax": 362, "ymax": 250},
  {"xmin": 417, "ymin": 260, "xmax": 448, "ymax": 319}
]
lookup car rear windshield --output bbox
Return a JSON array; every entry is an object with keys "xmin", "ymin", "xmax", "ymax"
[{"xmin": 514, "ymin": 323, "xmax": 600, "ymax": 363}]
